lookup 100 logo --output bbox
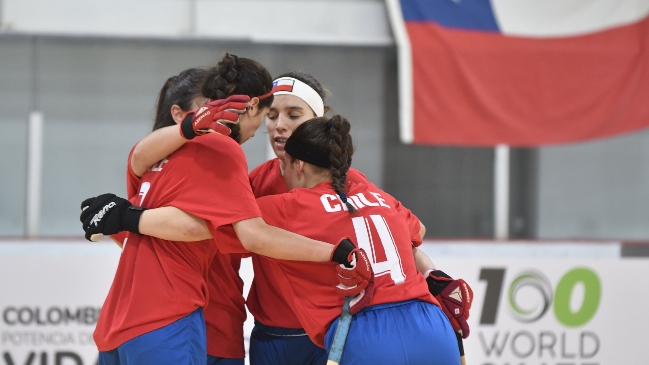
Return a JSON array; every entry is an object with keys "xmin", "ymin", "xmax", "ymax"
[{"xmin": 479, "ymin": 267, "xmax": 601, "ymax": 327}]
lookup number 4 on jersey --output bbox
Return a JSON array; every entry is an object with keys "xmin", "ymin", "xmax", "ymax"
[{"xmin": 351, "ymin": 215, "xmax": 405, "ymax": 285}]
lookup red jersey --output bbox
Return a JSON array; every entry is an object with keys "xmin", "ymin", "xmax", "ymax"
[
  {"xmin": 94, "ymin": 133, "xmax": 260, "ymax": 351},
  {"xmin": 255, "ymin": 181, "xmax": 437, "ymax": 347},
  {"xmin": 123, "ymin": 146, "xmax": 247, "ymax": 358}
]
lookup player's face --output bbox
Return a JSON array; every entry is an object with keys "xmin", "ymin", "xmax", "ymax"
[
  {"xmin": 239, "ymin": 106, "xmax": 270, "ymax": 144},
  {"xmin": 266, "ymin": 95, "xmax": 317, "ymax": 160},
  {"xmin": 190, "ymin": 96, "xmax": 209, "ymax": 111}
]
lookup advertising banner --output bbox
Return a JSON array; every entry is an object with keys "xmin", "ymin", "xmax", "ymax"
[
  {"xmin": 425, "ymin": 256, "xmax": 649, "ymax": 364},
  {"xmin": 0, "ymin": 242, "xmax": 119, "ymax": 365},
  {"xmin": 1, "ymin": 241, "xmax": 648, "ymax": 364}
]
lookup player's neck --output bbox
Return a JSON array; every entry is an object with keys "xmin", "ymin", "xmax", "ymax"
[
  {"xmin": 278, "ymin": 158, "xmax": 285, "ymax": 176},
  {"xmin": 303, "ymin": 174, "xmax": 331, "ymax": 190}
]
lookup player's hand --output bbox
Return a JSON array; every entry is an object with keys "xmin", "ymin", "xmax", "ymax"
[
  {"xmin": 347, "ymin": 275, "xmax": 374, "ymax": 315},
  {"xmin": 331, "ymin": 238, "xmax": 374, "ymax": 293},
  {"xmin": 180, "ymin": 95, "xmax": 251, "ymax": 139},
  {"xmin": 426, "ymin": 270, "xmax": 473, "ymax": 338},
  {"xmin": 80, "ymin": 193, "xmax": 145, "ymax": 241},
  {"xmin": 335, "ymin": 248, "xmax": 373, "ymax": 297},
  {"xmin": 331, "ymin": 239, "xmax": 375, "ymax": 314}
]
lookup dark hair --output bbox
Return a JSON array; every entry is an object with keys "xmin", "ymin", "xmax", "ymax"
[
  {"xmin": 153, "ymin": 67, "xmax": 208, "ymax": 131},
  {"xmin": 202, "ymin": 53, "xmax": 273, "ymax": 143},
  {"xmin": 289, "ymin": 115, "xmax": 356, "ymax": 213},
  {"xmin": 276, "ymin": 70, "xmax": 332, "ymax": 115}
]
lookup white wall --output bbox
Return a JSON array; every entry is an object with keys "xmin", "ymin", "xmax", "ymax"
[{"xmin": 1, "ymin": 0, "xmax": 393, "ymax": 45}]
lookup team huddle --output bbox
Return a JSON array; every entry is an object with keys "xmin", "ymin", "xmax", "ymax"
[{"xmin": 79, "ymin": 53, "xmax": 473, "ymax": 365}]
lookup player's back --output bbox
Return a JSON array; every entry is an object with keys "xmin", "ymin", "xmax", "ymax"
[{"xmin": 256, "ymin": 180, "xmax": 435, "ymax": 346}]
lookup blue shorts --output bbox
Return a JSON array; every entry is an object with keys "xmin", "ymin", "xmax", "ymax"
[
  {"xmin": 207, "ymin": 355, "xmax": 244, "ymax": 365},
  {"xmin": 249, "ymin": 321, "xmax": 327, "ymax": 365},
  {"xmin": 324, "ymin": 300, "xmax": 461, "ymax": 365},
  {"xmin": 98, "ymin": 308, "xmax": 207, "ymax": 365}
]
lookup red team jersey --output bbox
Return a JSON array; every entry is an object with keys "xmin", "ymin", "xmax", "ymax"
[
  {"xmin": 125, "ymin": 142, "xmax": 248, "ymax": 358},
  {"xmin": 94, "ymin": 133, "xmax": 260, "ymax": 352},
  {"xmin": 247, "ymin": 158, "xmax": 371, "ymax": 328},
  {"xmin": 255, "ymin": 181, "xmax": 438, "ymax": 347}
]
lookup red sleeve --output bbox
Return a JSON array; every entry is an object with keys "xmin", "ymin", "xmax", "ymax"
[
  {"xmin": 256, "ymin": 194, "xmax": 290, "ymax": 230},
  {"xmin": 166, "ymin": 137, "xmax": 261, "ymax": 243},
  {"xmin": 212, "ymin": 225, "xmax": 250, "ymax": 255},
  {"xmin": 393, "ymin": 199, "xmax": 422, "ymax": 247}
]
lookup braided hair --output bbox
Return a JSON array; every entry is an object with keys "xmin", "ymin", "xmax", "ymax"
[
  {"xmin": 153, "ymin": 67, "xmax": 208, "ymax": 131},
  {"xmin": 202, "ymin": 53, "xmax": 273, "ymax": 143},
  {"xmin": 288, "ymin": 115, "xmax": 356, "ymax": 213}
]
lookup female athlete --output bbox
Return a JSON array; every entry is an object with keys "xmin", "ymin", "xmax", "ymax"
[
  {"xmin": 257, "ymin": 115, "xmax": 462, "ymax": 364},
  {"xmin": 120, "ymin": 66, "xmax": 249, "ymax": 365}
]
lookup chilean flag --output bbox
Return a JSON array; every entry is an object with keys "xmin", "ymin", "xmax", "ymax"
[
  {"xmin": 392, "ymin": 0, "xmax": 649, "ymax": 146},
  {"xmin": 272, "ymin": 78, "xmax": 295, "ymax": 93}
]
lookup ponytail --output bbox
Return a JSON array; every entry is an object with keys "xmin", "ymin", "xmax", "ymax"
[{"xmin": 327, "ymin": 115, "xmax": 355, "ymax": 213}]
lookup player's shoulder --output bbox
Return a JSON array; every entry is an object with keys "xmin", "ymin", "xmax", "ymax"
[
  {"xmin": 256, "ymin": 193, "xmax": 291, "ymax": 225},
  {"xmin": 187, "ymin": 133, "xmax": 246, "ymax": 161},
  {"xmin": 191, "ymin": 132, "xmax": 241, "ymax": 150},
  {"xmin": 347, "ymin": 167, "xmax": 369, "ymax": 184},
  {"xmin": 257, "ymin": 189, "xmax": 296, "ymax": 207},
  {"xmin": 250, "ymin": 158, "xmax": 279, "ymax": 180},
  {"xmin": 348, "ymin": 180, "xmax": 400, "ymax": 206},
  {"xmin": 347, "ymin": 179, "xmax": 378, "ymax": 193}
]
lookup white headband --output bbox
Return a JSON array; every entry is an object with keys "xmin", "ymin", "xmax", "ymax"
[{"xmin": 271, "ymin": 77, "xmax": 325, "ymax": 117}]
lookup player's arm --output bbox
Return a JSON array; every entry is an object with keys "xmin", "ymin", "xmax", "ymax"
[
  {"xmin": 131, "ymin": 125, "xmax": 188, "ymax": 177},
  {"xmin": 138, "ymin": 206, "xmax": 211, "ymax": 241},
  {"xmin": 142, "ymin": 208, "xmax": 349, "ymax": 262},
  {"xmin": 137, "ymin": 207, "xmax": 340, "ymax": 262},
  {"xmin": 413, "ymin": 246, "xmax": 436, "ymax": 275},
  {"xmin": 419, "ymin": 220, "xmax": 426, "ymax": 239},
  {"xmin": 231, "ymin": 217, "xmax": 334, "ymax": 261},
  {"xmin": 79, "ymin": 194, "xmax": 371, "ymax": 266},
  {"xmin": 131, "ymin": 95, "xmax": 250, "ymax": 177},
  {"xmin": 413, "ymin": 247, "xmax": 467, "ymax": 364}
]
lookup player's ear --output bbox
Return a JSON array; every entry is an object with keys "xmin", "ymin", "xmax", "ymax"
[
  {"xmin": 171, "ymin": 105, "xmax": 185, "ymax": 124},
  {"xmin": 296, "ymin": 160, "xmax": 306, "ymax": 178},
  {"xmin": 248, "ymin": 97, "xmax": 260, "ymax": 116}
]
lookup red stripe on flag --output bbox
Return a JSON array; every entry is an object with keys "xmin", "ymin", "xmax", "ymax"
[
  {"xmin": 272, "ymin": 85, "xmax": 294, "ymax": 93},
  {"xmin": 406, "ymin": 15, "xmax": 649, "ymax": 146}
]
